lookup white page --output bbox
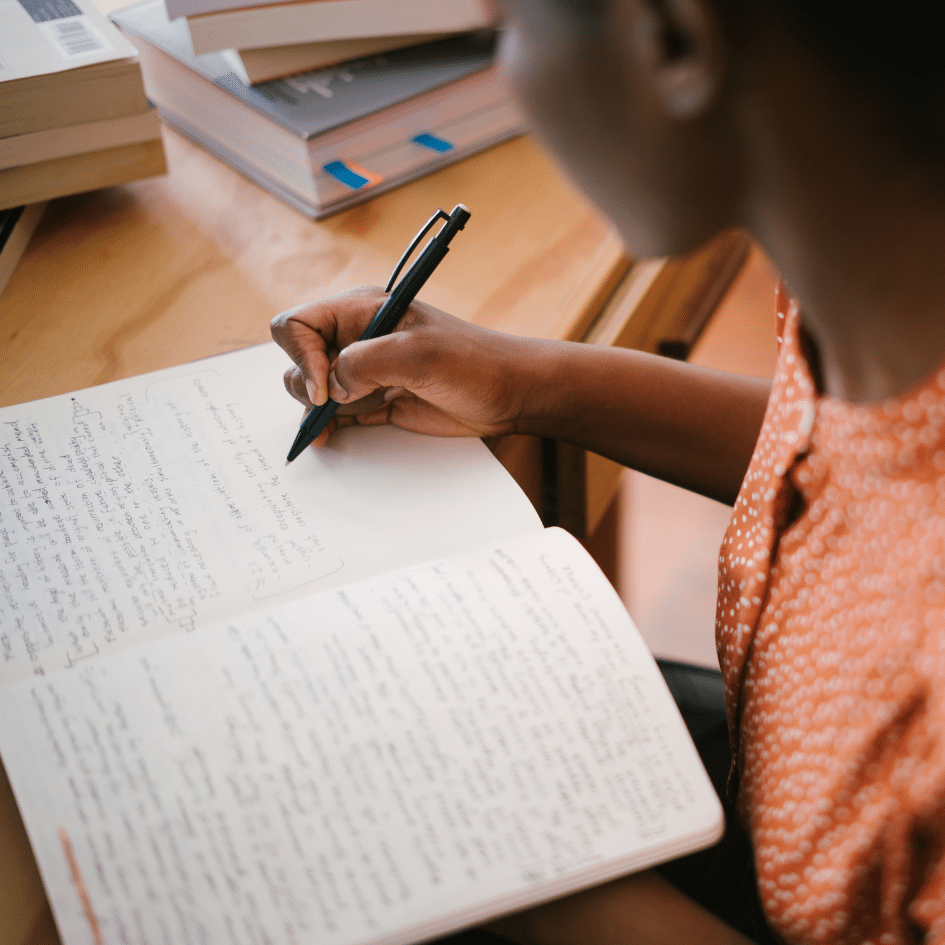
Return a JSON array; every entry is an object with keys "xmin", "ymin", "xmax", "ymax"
[
  {"xmin": 0, "ymin": 527, "xmax": 723, "ymax": 945},
  {"xmin": 0, "ymin": 342, "xmax": 541, "ymax": 687}
]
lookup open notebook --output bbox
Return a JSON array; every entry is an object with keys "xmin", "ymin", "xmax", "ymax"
[{"xmin": 0, "ymin": 342, "xmax": 723, "ymax": 945}]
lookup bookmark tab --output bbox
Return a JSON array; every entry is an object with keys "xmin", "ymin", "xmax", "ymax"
[
  {"xmin": 412, "ymin": 132, "xmax": 454, "ymax": 153},
  {"xmin": 323, "ymin": 160, "xmax": 383, "ymax": 190}
]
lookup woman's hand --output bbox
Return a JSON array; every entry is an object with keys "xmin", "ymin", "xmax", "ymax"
[
  {"xmin": 270, "ymin": 286, "xmax": 540, "ymax": 448},
  {"xmin": 272, "ymin": 285, "xmax": 771, "ymax": 505}
]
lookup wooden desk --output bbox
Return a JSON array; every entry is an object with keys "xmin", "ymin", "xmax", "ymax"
[
  {"xmin": 0, "ymin": 127, "xmax": 746, "ymax": 945},
  {"xmin": 2, "ymin": 131, "xmax": 624, "ymax": 398}
]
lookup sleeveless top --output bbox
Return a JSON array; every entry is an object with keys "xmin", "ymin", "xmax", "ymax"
[{"xmin": 715, "ymin": 285, "xmax": 945, "ymax": 944}]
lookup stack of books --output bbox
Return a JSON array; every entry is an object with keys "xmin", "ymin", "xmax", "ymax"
[
  {"xmin": 0, "ymin": 0, "xmax": 167, "ymax": 212},
  {"xmin": 168, "ymin": 0, "xmax": 496, "ymax": 84},
  {"xmin": 113, "ymin": 0, "xmax": 525, "ymax": 219}
]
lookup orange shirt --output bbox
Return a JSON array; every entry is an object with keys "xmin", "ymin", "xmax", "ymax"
[{"xmin": 716, "ymin": 286, "xmax": 945, "ymax": 944}]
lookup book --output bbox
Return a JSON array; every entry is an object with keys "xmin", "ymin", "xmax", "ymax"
[
  {"xmin": 112, "ymin": 2, "xmax": 526, "ymax": 218},
  {"xmin": 0, "ymin": 136, "xmax": 167, "ymax": 210},
  {"xmin": 0, "ymin": 202, "xmax": 46, "ymax": 297},
  {"xmin": 178, "ymin": 0, "xmax": 494, "ymax": 55},
  {"xmin": 220, "ymin": 33, "xmax": 451, "ymax": 85},
  {"xmin": 0, "ymin": 0, "xmax": 166, "ymax": 208},
  {"xmin": 0, "ymin": 341, "xmax": 724, "ymax": 945},
  {"xmin": 164, "ymin": 0, "xmax": 490, "ymax": 22},
  {"xmin": 0, "ymin": 0, "xmax": 150, "ymax": 138},
  {"xmin": 0, "ymin": 109, "xmax": 162, "ymax": 172}
]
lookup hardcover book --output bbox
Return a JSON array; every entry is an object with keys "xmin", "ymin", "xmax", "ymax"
[
  {"xmin": 0, "ymin": 202, "xmax": 46, "ymax": 296},
  {"xmin": 220, "ymin": 33, "xmax": 446, "ymax": 85},
  {"xmin": 112, "ymin": 1, "xmax": 526, "ymax": 218}
]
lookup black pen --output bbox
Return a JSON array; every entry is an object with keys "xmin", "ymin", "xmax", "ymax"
[{"xmin": 285, "ymin": 203, "xmax": 472, "ymax": 464}]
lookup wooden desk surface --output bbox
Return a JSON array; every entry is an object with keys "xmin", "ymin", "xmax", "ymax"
[
  {"xmin": 1, "ymin": 129, "xmax": 626, "ymax": 409},
  {"xmin": 1, "ymin": 126, "xmax": 634, "ymax": 945}
]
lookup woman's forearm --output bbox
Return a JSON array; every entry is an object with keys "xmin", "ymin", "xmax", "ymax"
[{"xmin": 516, "ymin": 340, "xmax": 772, "ymax": 506}]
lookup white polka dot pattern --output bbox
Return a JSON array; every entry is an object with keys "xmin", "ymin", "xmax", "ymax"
[{"xmin": 716, "ymin": 285, "xmax": 945, "ymax": 944}]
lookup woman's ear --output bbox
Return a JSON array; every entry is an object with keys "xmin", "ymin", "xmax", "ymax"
[{"xmin": 629, "ymin": 0, "xmax": 727, "ymax": 117}]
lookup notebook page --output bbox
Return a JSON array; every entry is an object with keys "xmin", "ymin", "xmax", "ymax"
[
  {"xmin": 0, "ymin": 527, "xmax": 723, "ymax": 945},
  {"xmin": 0, "ymin": 342, "xmax": 541, "ymax": 687}
]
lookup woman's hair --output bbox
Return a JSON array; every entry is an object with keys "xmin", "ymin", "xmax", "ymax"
[
  {"xmin": 549, "ymin": 0, "xmax": 945, "ymax": 150},
  {"xmin": 766, "ymin": 0, "xmax": 945, "ymax": 151}
]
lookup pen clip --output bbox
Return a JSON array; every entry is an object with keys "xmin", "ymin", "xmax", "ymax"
[{"xmin": 384, "ymin": 208, "xmax": 451, "ymax": 293}]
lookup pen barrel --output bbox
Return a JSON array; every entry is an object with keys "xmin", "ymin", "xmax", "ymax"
[
  {"xmin": 300, "ymin": 398, "xmax": 339, "ymax": 435},
  {"xmin": 358, "ymin": 295, "xmax": 408, "ymax": 342},
  {"xmin": 359, "ymin": 239, "xmax": 450, "ymax": 340}
]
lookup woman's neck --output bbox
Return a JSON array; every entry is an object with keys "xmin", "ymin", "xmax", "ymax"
[{"xmin": 774, "ymin": 181, "xmax": 945, "ymax": 402}]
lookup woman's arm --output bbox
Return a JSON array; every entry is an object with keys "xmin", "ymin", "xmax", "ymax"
[
  {"xmin": 271, "ymin": 288, "xmax": 771, "ymax": 505},
  {"xmin": 513, "ymin": 337, "xmax": 770, "ymax": 505}
]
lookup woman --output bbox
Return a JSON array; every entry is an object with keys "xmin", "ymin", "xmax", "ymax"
[{"xmin": 271, "ymin": 1, "xmax": 945, "ymax": 941}]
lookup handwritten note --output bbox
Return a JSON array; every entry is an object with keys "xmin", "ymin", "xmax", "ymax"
[
  {"xmin": 0, "ymin": 344, "xmax": 542, "ymax": 685},
  {"xmin": 0, "ymin": 528, "xmax": 721, "ymax": 945}
]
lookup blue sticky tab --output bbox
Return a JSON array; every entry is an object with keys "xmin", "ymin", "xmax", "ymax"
[
  {"xmin": 412, "ymin": 133, "xmax": 454, "ymax": 153},
  {"xmin": 323, "ymin": 160, "xmax": 371, "ymax": 190}
]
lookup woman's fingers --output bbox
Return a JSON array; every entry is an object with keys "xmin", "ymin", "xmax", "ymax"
[{"xmin": 271, "ymin": 287, "xmax": 388, "ymax": 407}]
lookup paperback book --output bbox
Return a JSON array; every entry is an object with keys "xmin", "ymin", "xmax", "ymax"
[
  {"xmin": 0, "ymin": 0, "xmax": 149, "ymax": 137},
  {"xmin": 0, "ymin": 0, "xmax": 166, "ymax": 209}
]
